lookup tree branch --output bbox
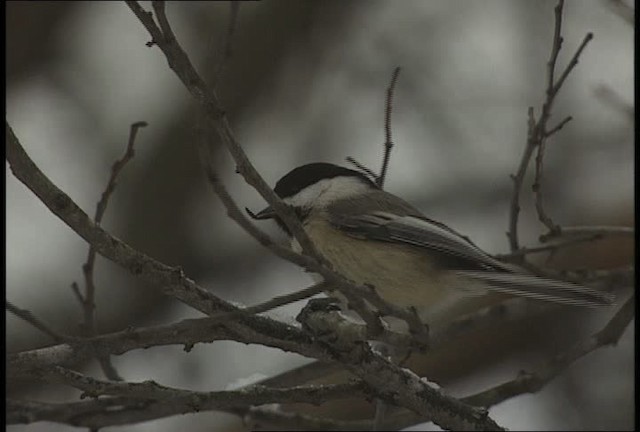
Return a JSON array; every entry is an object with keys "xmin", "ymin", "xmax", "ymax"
[
  {"xmin": 378, "ymin": 66, "xmax": 401, "ymax": 188},
  {"xmin": 7, "ymin": 120, "xmax": 508, "ymax": 429},
  {"xmin": 77, "ymin": 121, "xmax": 146, "ymax": 381},
  {"xmin": 297, "ymin": 302, "xmax": 505, "ymax": 431},
  {"xmin": 6, "ymin": 301, "xmax": 69, "ymax": 344},
  {"xmin": 464, "ymin": 293, "xmax": 634, "ymax": 407},
  {"xmin": 507, "ymin": 0, "xmax": 595, "ymax": 253},
  {"xmin": 5, "ymin": 121, "xmax": 330, "ymax": 363},
  {"xmin": 539, "ymin": 225, "xmax": 634, "ymax": 242}
]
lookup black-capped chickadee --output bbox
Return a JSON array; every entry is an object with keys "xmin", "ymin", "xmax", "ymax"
[{"xmin": 252, "ymin": 162, "xmax": 614, "ymax": 325}]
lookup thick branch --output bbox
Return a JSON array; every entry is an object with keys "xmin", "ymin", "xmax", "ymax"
[
  {"xmin": 125, "ymin": 0, "xmax": 319, "ymax": 261},
  {"xmin": 5, "ymin": 122, "xmax": 326, "ymax": 362}
]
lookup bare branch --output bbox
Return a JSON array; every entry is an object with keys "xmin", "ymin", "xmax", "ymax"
[
  {"xmin": 532, "ymin": 134, "xmax": 560, "ymax": 235},
  {"xmin": 47, "ymin": 366, "xmax": 365, "ymax": 406},
  {"xmin": 378, "ymin": 66, "xmax": 401, "ymax": 188},
  {"xmin": 92, "ymin": 122, "xmax": 147, "ymax": 227},
  {"xmin": 496, "ymin": 234, "xmax": 602, "ymax": 259},
  {"xmin": 8, "ymin": 119, "xmax": 506, "ymax": 430},
  {"xmin": 7, "ymin": 295, "xmax": 558, "ymax": 380},
  {"xmin": 346, "ymin": 67, "xmax": 402, "ymax": 189},
  {"xmin": 288, "ymin": 293, "xmax": 635, "ymax": 431},
  {"xmin": 297, "ymin": 302, "xmax": 505, "ymax": 431},
  {"xmin": 5, "ymin": 121, "xmax": 329, "ymax": 362},
  {"xmin": 540, "ymin": 225, "xmax": 634, "ymax": 242},
  {"xmin": 8, "ymin": 316, "xmax": 293, "ymax": 378},
  {"xmin": 532, "ymin": 25, "xmax": 594, "ymax": 235},
  {"xmin": 142, "ymin": 3, "xmax": 399, "ymax": 341},
  {"xmin": 7, "ymin": 397, "xmax": 148, "ymax": 428},
  {"xmin": 244, "ymin": 406, "xmax": 376, "ymax": 431},
  {"xmin": 8, "ymin": 378, "xmax": 364, "ymax": 429},
  {"xmin": 464, "ymin": 293, "xmax": 634, "ymax": 407},
  {"xmin": 150, "ymin": 1, "xmax": 176, "ymax": 43},
  {"xmin": 211, "ymin": 1, "xmax": 241, "ymax": 87},
  {"xmin": 6, "ymin": 301, "xmax": 69, "ymax": 343},
  {"xmin": 243, "ymin": 282, "xmax": 329, "ymax": 316},
  {"xmin": 544, "ymin": 115, "xmax": 572, "ymax": 138},
  {"xmin": 508, "ymin": 0, "xmax": 595, "ymax": 253},
  {"xmin": 507, "ymin": 107, "xmax": 537, "ymax": 254},
  {"xmin": 551, "ymin": 32, "xmax": 593, "ymax": 98},
  {"xmin": 345, "ymin": 156, "xmax": 378, "ymax": 183},
  {"xmin": 126, "ymin": 0, "xmax": 320, "ymax": 261},
  {"xmin": 546, "ymin": 0, "xmax": 565, "ymax": 99},
  {"xmin": 78, "ymin": 121, "xmax": 146, "ymax": 381},
  {"xmin": 7, "ymin": 1, "xmax": 629, "ymax": 429}
]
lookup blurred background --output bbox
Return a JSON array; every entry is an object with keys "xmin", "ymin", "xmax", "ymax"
[{"xmin": 6, "ymin": 1, "xmax": 634, "ymax": 431}]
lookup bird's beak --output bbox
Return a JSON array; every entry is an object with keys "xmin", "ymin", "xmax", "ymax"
[{"xmin": 246, "ymin": 205, "xmax": 276, "ymax": 220}]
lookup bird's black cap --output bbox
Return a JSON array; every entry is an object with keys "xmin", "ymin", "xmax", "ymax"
[{"xmin": 273, "ymin": 162, "xmax": 376, "ymax": 199}]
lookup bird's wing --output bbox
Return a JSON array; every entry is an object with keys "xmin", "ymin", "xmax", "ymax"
[
  {"xmin": 331, "ymin": 210, "xmax": 510, "ymax": 271},
  {"xmin": 330, "ymin": 210, "xmax": 614, "ymax": 307}
]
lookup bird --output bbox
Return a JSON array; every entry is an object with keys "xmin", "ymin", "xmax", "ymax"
[{"xmin": 250, "ymin": 162, "xmax": 614, "ymax": 326}]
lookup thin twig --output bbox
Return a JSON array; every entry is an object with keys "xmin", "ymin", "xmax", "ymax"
[
  {"xmin": 507, "ymin": 0, "xmax": 594, "ymax": 253},
  {"xmin": 346, "ymin": 67, "xmax": 402, "ymax": 188},
  {"xmin": 546, "ymin": 0, "xmax": 565, "ymax": 103},
  {"xmin": 6, "ymin": 301, "xmax": 69, "ymax": 343},
  {"xmin": 539, "ymin": 225, "xmax": 634, "ymax": 242},
  {"xmin": 378, "ymin": 66, "xmax": 401, "ymax": 188},
  {"xmin": 243, "ymin": 282, "xmax": 329, "ymax": 315},
  {"xmin": 464, "ymin": 294, "xmax": 634, "ymax": 407},
  {"xmin": 532, "ymin": 135, "xmax": 560, "ymax": 235},
  {"xmin": 126, "ymin": 0, "xmax": 321, "ymax": 262},
  {"xmin": 507, "ymin": 108, "xmax": 537, "ymax": 255},
  {"xmin": 551, "ymin": 32, "xmax": 594, "ymax": 98},
  {"xmin": 6, "ymin": 121, "xmax": 327, "ymax": 363},
  {"xmin": 80, "ymin": 121, "xmax": 147, "ymax": 331},
  {"xmin": 533, "ymin": 29, "xmax": 594, "ymax": 235},
  {"xmin": 77, "ymin": 121, "xmax": 146, "ymax": 381},
  {"xmin": 211, "ymin": 1, "xmax": 241, "ymax": 88},
  {"xmin": 345, "ymin": 156, "xmax": 378, "ymax": 183},
  {"xmin": 495, "ymin": 233, "xmax": 602, "ymax": 260},
  {"xmin": 544, "ymin": 115, "xmax": 573, "ymax": 138},
  {"xmin": 202, "ymin": 282, "xmax": 330, "ymax": 325}
]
